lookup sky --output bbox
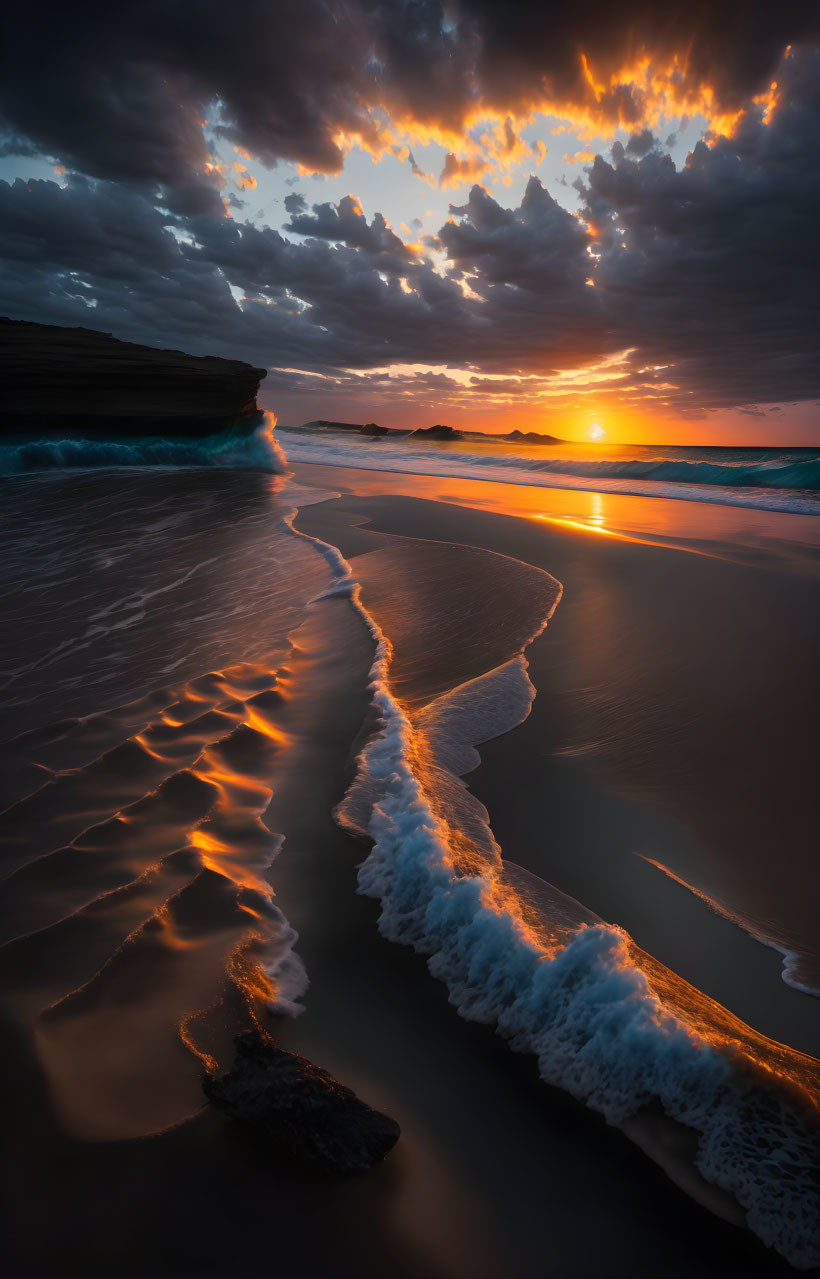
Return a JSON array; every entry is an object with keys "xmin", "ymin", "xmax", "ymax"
[{"xmin": 1, "ymin": 1, "xmax": 819, "ymax": 444}]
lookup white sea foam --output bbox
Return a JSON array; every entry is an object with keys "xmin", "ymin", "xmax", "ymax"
[
  {"xmin": 0, "ymin": 413, "xmax": 287, "ymax": 475},
  {"xmin": 258, "ymin": 901, "xmax": 310, "ymax": 1018},
  {"xmin": 415, "ymin": 654, "xmax": 538, "ymax": 776},
  {"xmin": 276, "ymin": 478, "xmax": 819, "ymax": 1266},
  {"xmin": 278, "ymin": 430, "xmax": 820, "ymax": 516},
  {"xmin": 322, "ymin": 549, "xmax": 820, "ymax": 1268}
]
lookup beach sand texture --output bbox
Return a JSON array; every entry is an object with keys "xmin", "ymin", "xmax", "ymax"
[{"xmin": 0, "ymin": 464, "xmax": 817, "ymax": 1276}]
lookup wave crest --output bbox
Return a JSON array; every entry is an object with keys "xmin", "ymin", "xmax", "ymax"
[
  {"xmin": 277, "ymin": 431, "xmax": 820, "ymax": 515},
  {"xmin": 332, "ymin": 550, "xmax": 820, "ymax": 1269},
  {"xmin": 0, "ymin": 413, "xmax": 287, "ymax": 476}
]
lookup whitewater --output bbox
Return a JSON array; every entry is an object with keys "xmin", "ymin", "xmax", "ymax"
[
  {"xmin": 288, "ymin": 514, "xmax": 820, "ymax": 1270},
  {"xmin": 0, "ymin": 413, "xmax": 288, "ymax": 477},
  {"xmin": 277, "ymin": 428, "xmax": 820, "ymax": 515},
  {"xmin": 1, "ymin": 414, "xmax": 817, "ymax": 1265},
  {"xmin": 3, "ymin": 412, "xmax": 817, "ymax": 520}
]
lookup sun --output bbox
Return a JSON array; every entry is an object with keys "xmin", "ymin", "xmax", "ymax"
[{"xmin": 586, "ymin": 423, "xmax": 607, "ymax": 441}]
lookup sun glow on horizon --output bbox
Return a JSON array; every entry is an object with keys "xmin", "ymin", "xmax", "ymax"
[{"xmin": 586, "ymin": 423, "xmax": 607, "ymax": 441}]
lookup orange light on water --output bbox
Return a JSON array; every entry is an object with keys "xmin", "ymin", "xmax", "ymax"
[{"xmin": 533, "ymin": 514, "xmax": 620, "ymax": 537}]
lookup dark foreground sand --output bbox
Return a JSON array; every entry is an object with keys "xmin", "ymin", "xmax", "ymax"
[{"xmin": 2, "ymin": 469, "xmax": 815, "ymax": 1279}]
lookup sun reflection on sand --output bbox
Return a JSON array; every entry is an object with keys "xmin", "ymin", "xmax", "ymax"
[
  {"xmin": 290, "ymin": 461, "xmax": 820, "ymax": 572},
  {"xmin": 528, "ymin": 511, "xmax": 731, "ymax": 559},
  {"xmin": 333, "ymin": 496, "xmax": 820, "ymax": 1212}
]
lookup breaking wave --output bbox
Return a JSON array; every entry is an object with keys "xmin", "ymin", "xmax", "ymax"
[
  {"xmin": 0, "ymin": 413, "xmax": 287, "ymax": 476},
  {"xmin": 471, "ymin": 451, "xmax": 820, "ymax": 491},
  {"xmin": 277, "ymin": 429, "xmax": 820, "ymax": 515},
  {"xmin": 316, "ymin": 536, "xmax": 820, "ymax": 1269}
]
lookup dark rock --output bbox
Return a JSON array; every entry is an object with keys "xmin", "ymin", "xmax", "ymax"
[
  {"xmin": 502, "ymin": 428, "xmax": 563, "ymax": 444},
  {"xmin": 0, "ymin": 317, "xmax": 266, "ymax": 437},
  {"xmin": 203, "ymin": 1031, "xmax": 400, "ymax": 1174},
  {"xmin": 361, "ymin": 421, "xmax": 388, "ymax": 435},
  {"xmin": 409, "ymin": 423, "xmax": 464, "ymax": 440}
]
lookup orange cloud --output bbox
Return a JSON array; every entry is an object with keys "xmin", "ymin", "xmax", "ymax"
[
  {"xmin": 278, "ymin": 44, "xmax": 790, "ymax": 192},
  {"xmin": 439, "ymin": 150, "xmax": 493, "ymax": 189}
]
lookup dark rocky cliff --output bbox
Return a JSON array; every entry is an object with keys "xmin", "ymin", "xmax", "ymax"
[{"xmin": 0, "ymin": 318, "xmax": 267, "ymax": 437}]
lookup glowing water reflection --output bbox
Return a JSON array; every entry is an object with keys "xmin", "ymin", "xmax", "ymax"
[{"xmin": 290, "ymin": 461, "xmax": 820, "ymax": 574}]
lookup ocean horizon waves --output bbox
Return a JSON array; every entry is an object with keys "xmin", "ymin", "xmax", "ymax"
[{"xmin": 277, "ymin": 428, "xmax": 820, "ymax": 515}]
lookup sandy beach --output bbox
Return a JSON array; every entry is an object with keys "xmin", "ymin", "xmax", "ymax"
[
  {"xmin": 2, "ymin": 462, "xmax": 816, "ymax": 1278},
  {"xmin": 4, "ymin": 11, "xmax": 820, "ymax": 1273},
  {"xmin": 290, "ymin": 463, "xmax": 819, "ymax": 1052}
]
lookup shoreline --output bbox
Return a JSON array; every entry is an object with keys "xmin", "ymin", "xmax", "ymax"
[
  {"xmin": 289, "ymin": 481, "xmax": 818, "ymax": 1269},
  {"xmin": 1, "ymin": 463, "xmax": 816, "ymax": 1277},
  {"xmin": 291, "ymin": 464, "xmax": 820, "ymax": 1053},
  {"xmin": 279, "ymin": 432, "xmax": 820, "ymax": 517}
]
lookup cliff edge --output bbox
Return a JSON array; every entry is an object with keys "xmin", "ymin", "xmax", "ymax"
[{"xmin": 0, "ymin": 318, "xmax": 267, "ymax": 437}]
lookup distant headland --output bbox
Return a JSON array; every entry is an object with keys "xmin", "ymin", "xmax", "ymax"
[
  {"xmin": 301, "ymin": 419, "xmax": 567, "ymax": 444},
  {"xmin": 0, "ymin": 318, "xmax": 267, "ymax": 437}
]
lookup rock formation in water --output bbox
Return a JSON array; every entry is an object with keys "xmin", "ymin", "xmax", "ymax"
[
  {"xmin": 361, "ymin": 421, "xmax": 389, "ymax": 435},
  {"xmin": 502, "ymin": 429, "xmax": 563, "ymax": 444},
  {"xmin": 0, "ymin": 317, "xmax": 267, "ymax": 437},
  {"xmin": 203, "ymin": 1031, "xmax": 401, "ymax": 1173},
  {"xmin": 409, "ymin": 424, "xmax": 464, "ymax": 440}
]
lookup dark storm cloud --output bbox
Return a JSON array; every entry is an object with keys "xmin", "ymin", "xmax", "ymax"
[
  {"xmin": 577, "ymin": 50, "xmax": 820, "ymax": 406},
  {"xmin": 0, "ymin": 169, "xmax": 599, "ymax": 376},
  {"xmin": 0, "ymin": 13, "xmax": 819, "ymax": 413},
  {"xmin": 0, "ymin": 173, "xmax": 479, "ymax": 372},
  {"xmin": 285, "ymin": 196, "xmax": 416, "ymax": 272},
  {"xmin": 213, "ymin": 42, "xmax": 820, "ymax": 408},
  {"xmin": 462, "ymin": 0, "xmax": 819, "ymax": 117},
  {"xmin": 440, "ymin": 178, "xmax": 592, "ymax": 294},
  {"xmin": 0, "ymin": 175, "xmax": 240, "ymax": 344},
  {"xmin": 625, "ymin": 130, "xmax": 656, "ymax": 158},
  {"xmin": 283, "ymin": 193, "xmax": 308, "ymax": 215},
  {"xmin": 2, "ymin": 1, "xmax": 818, "ymax": 210},
  {"xmin": 2, "ymin": 44, "xmax": 819, "ymax": 414},
  {"xmin": 0, "ymin": 1, "xmax": 470, "ymax": 213}
]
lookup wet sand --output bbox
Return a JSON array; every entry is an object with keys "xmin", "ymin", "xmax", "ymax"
[
  {"xmin": 1, "ymin": 466, "xmax": 816, "ymax": 1278},
  {"xmin": 292, "ymin": 462, "xmax": 820, "ymax": 1054}
]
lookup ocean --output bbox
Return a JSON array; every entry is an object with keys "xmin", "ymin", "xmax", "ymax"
[
  {"xmin": 277, "ymin": 426, "xmax": 820, "ymax": 515},
  {"xmin": 2, "ymin": 418, "xmax": 818, "ymax": 515},
  {"xmin": 0, "ymin": 424, "xmax": 818, "ymax": 1272}
]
